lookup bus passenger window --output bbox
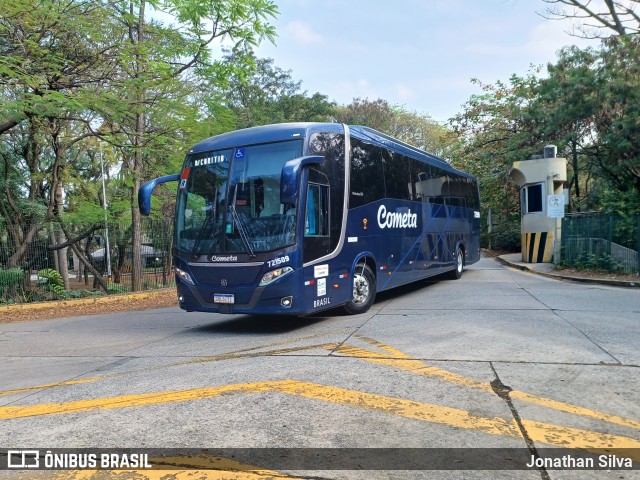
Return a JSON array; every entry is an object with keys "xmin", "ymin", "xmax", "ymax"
[
  {"xmin": 350, "ymin": 138, "xmax": 384, "ymax": 208},
  {"xmin": 305, "ymin": 183, "xmax": 329, "ymax": 237},
  {"xmin": 382, "ymin": 150, "xmax": 412, "ymax": 201}
]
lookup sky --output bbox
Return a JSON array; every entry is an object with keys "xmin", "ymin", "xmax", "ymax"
[{"xmin": 252, "ymin": 0, "xmax": 599, "ymax": 123}]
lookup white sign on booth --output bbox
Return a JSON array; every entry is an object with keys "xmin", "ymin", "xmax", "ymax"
[{"xmin": 547, "ymin": 194, "xmax": 565, "ymax": 218}]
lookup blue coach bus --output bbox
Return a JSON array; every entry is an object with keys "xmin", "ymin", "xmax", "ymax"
[{"xmin": 139, "ymin": 123, "xmax": 480, "ymax": 315}]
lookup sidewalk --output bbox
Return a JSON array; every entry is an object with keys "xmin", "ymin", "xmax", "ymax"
[
  {"xmin": 497, "ymin": 253, "xmax": 640, "ymax": 288},
  {"xmin": 0, "ymin": 288, "xmax": 177, "ymax": 323}
]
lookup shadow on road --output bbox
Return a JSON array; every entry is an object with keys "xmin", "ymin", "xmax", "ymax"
[
  {"xmin": 191, "ymin": 314, "xmax": 331, "ymax": 335},
  {"xmin": 374, "ymin": 272, "xmax": 450, "ymax": 301},
  {"xmin": 190, "ymin": 272, "xmax": 457, "ymax": 334}
]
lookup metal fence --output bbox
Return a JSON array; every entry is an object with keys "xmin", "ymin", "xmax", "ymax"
[
  {"xmin": 560, "ymin": 213, "xmax": 640, "ymax": 274},
  {"xmin": 0, "ymin": 218, "xmax": 175, "ymax": 305}
]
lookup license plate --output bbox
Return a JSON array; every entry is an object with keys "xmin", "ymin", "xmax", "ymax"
[{"xmin": 213, "ymin": 293, "xmax": 235, "ymax": 304}]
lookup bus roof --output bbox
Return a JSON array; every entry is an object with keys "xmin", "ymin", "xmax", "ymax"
[
  {"xmin": 188, "ymin": 122, "xmax": 474, "ymax": 180},
  {"xmin": 188, "ymin": 123, "xmax": 334, "ymax": 154}
]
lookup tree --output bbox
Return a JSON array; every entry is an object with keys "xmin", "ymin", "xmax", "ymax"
[
  {"xmin": 532, "ymin": 36, "xmax": 640, "ymax": 210},
  {"xmin": 451, "ymin": 34, "xmax": 640, "ymax": 228},
  {"xmin": 221, "ymin": 51, "xmax": 336, "ymax": 128},
  {"xmin": 541, "ymin": 0, "xmax": 640, "ymax": 37},
  {"xmin": 1, "ymin": 0, "xmax": 280, "ymax": 293},
  {"xmin": 335, "ymin": 98, "xmax": 456, "ymax": 159},
  {"xmin": 530, "ymin": 46, "xmax": 601, "ymax": 211},
  {"xmin": 594, "ymin": 35, "xmax": 640, "ymax": 197},
  {"xmin": 333, "ymin": 98, "xmax": 397, "ymax": 133},
  {"xmin": 450, "ymin": 72, "xmax": 542, "ymax": 221},
  {"xmin": 0, "ymin": 0, "xmax": 117, "ymax": 273},
  {"xmin": 103, "ymin": 0, "xmax": 278, "ymax": 291}
]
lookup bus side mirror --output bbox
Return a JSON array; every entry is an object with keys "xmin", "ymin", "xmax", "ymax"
[
  {"xmin": 138, "ymin": 174, "xmax": 180, "ymax": 216},
  {"xmin": 280, "ymin": 155, "xmax": 325, "ymax": 205}
]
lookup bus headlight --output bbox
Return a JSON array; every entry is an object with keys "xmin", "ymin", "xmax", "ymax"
[
  {"xmin": 259, "ymin": 266, "xmax": 293, "ymax": 286},
  {"xmin": 175, "ymin": 267, "xmax": 195, "ymax": 285}
]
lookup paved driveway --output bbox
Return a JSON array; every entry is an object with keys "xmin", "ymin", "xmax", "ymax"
[{"xmin": 1, "ymin": 256, "xmax": 638, "ymax": 479}]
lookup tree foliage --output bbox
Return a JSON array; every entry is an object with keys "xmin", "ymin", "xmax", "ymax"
[
  {"xmin": 220, "ymin": 50, "xmax": 336, "ymax": 128},
  {"xmin": 0, "ymin": 0, "xmax": 116, "ymax": 269},
  {"xmin": 449, "ymin": 72, "xmax": 541, "ymax": 220},
  {"xmin": 335, "ymin": 98, "xmax": 457, "ymax": 159},
  {"xmin": 452, "ymin": 34, "xmax": 640, "ymax": 227},
  {"xmin": 533, "ymin": 35, "xmax": 640, "ymax": 210},
  {"xmin": 0, "ymin": 0, "xmax": 279, "ymax": 290}
]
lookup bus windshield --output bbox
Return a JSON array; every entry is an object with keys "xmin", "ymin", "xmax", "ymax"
[{"xmin": 176, "ymin": 140, "xmax": 303, "ymax": 256}]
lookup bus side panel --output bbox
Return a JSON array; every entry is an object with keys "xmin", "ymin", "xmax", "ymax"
[
  {"xmin": 346, "ymin": 199, "xmax": 479, "ymax": 293},
  {"xmin": 301, "ymin": 261, "xmax": 346, "ymax": 313},
  {"xmin": 468, "ymin": 210, "xmax": 481, "ymax": 265},
  {"xmin": 466, "ymin": 183, "xmax": 482, "ymax": 266},
  {"xmin": 345, "ymin": 200, "xmax": 436, "ymax": 293}
]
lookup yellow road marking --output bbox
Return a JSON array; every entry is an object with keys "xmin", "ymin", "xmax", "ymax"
[
  {"xmin": 178, "ymin": 342, "xmax": 339, "ymax": 366},
  {"xmin": 2, "ymin": 335, "xmax": 639, "ymax": 455},
  {"xmin": 277, "ymin": 380, "xmax": 640, "ymax": 456},
  {"xmin": 522, "ymin": 419, "xmax": 640, "ymax": 456},
  {"xmin": 275, "ymin": 380, "xmax": 520, "ymax": 437},
  {"xmin": 348, "ymin": 336, "xmax": 640, "ymax": 431},
  {"xmin": 0, "ymin": 377, "xmax": 102, "ymax": 397},
  {"xmin": 511, "ymin": 390, "xmax": 640, "ymax": 431},
  {"xmin": 180, "ymin": 329, "xmax": 344, "ymax": 364},
  {"xmin": 0, "ymin": 341, "xmax": 339, "ymax": 397},
  {"xmin": 356, "ymin": 336, "xmax": 415, "ymax": 357},
  {"xmin": 2, "ymin": 379, "xmax": 640, "ymax": 456},
  {"xmin": 332, "ymin": 343, "xmax": 493, "ymax": 394},
  {"xmin": 0, "ymin": 381, "xmax": 273, "ymax": 419},
  {"xmin": 0, "ymin": 380, "xmax": 518, "ymax": 437}
]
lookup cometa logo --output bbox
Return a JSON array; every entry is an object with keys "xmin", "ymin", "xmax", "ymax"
[
  {"xmin": 377, "ymin": 205, "xmax": 418, "ymax": 229},
  {"xmin": 211, "ymin": 255, "xmax": 238, "ymax": 262}
]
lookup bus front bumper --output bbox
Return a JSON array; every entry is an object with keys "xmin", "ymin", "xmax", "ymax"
[{"xmin": 175, "ymin": 276, "xmax": 306, "ymax": 315}]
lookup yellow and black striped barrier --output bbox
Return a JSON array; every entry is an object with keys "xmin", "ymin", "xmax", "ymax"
[{"xmin": 521, "ymin": 231, "xmax": 554, "ymax": 263}]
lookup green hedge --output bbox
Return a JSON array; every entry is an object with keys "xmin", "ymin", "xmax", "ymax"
[{"xmin": 485, "ymin": 224, "xmax": 521, "ymax": 252}]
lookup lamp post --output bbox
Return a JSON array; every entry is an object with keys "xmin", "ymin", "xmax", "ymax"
[{"xmin": 100, "ymin": 142, "xmax": 112, "ymax": 278}]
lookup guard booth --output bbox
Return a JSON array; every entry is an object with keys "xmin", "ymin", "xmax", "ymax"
[{"xmin": 509, "ymin": 146, "xmax": 567, "ymax": 263}]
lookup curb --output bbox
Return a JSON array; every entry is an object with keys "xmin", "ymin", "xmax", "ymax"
[
  {"xmin": 0, "ymin": 288, "xmax": 176, "ymax": 314},
  {"xmin": 496, "ymin": 256, "xmax": 640, "ymax": 288}
]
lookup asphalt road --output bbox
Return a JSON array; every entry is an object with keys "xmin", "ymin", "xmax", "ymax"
[{"xmin": 1, "ymin": 256, "xmax": 639, "ymax": 480}]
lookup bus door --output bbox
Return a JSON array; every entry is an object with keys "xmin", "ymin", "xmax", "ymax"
[{"xmin": 303, "ymin": 168, "xmax": 333, "ymax": 310}]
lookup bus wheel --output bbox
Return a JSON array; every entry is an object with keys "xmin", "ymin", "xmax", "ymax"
[
  {"xmin": 446, "ymin": 247, "xmax": 464, "ymax": 280},
  {"xmin": 344, "ymin": 263, "xmax": 376, "ymax": 314}
]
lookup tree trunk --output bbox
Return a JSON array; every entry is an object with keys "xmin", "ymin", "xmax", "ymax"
[
  {"xmin": 131, "ymin": 138, "xmax": 143, "ymax": 291},
  {"xmin": 54, "ymin": 181, "xmax": 70, "ymax": 290},
  {"xmin": 69, "ymin": 243, "xmax": 108, "ymax": 292},
  {"xmin": 571, "ymin": 138, "xmax": 580, "ymax": 212},
  {"xmin": 51, "ymin": 227, "xmax": 59, "ymax": 272},
  {"xmin": 7, "ymin": 223, "xmax": 42, "ymax": 268},
  {"xmin": 57, "ymin": 231, "xmax": 70, "ymax": 290},
  {"xmin": 130, "ymin": 0, "xmax": 146, "ymax": 292}
]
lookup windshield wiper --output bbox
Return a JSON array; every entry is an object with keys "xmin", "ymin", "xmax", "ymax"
[
  {"xmin": 191, "ymin": 185, "xmax": 220, "ymax": 258},
  {"xmin": 190, "ymin": 207, "xmax": 217, "ymax": 258},
  {"xmin": 229, "ymin": 184, "xmax": 256, "ymax": 258},
  {"xmin": 230, "ymin": 204, "xmax": 256, "ymax": 258}
]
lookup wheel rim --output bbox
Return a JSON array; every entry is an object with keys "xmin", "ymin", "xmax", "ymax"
[
  {"xmin": 352, "ymin": 272, "xmax": 370, "ymax": 305},
  {"xmin": 456, "ymin": 249, "xmax": 463, "ymax": 273}
]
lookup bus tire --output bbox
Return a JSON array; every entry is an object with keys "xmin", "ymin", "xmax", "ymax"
[
  {"xmin": 344, "ymin": 263, "xmax": 376, "ymax": 315},
  {"xmin": 446, "ymin": 246, "xmax": 464, "ymax": 280}
]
